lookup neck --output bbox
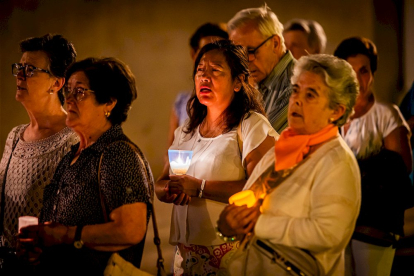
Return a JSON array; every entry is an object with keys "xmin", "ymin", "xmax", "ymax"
[
  {"xmin": 200, "ymin": 109, "xmax": 225, "ymax": 138},
  {"xmin": 22, "ymin": 102, "xmax": 67, "ymax": 141},
  {"xmin": 76, "ymin": 121, "xmax": 113, "ymax": 152},
  {"xmin": 352, "ymin": 93, "xmax": 375, "ymax": 119}
]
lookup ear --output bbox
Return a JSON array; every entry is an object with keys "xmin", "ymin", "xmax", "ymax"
[
  {"xmin": 105, "ymin": 97, "xmax": 118, "ymax": 112},
  {"xmin": 234, "ymin": 74, "xmax": 245, "ymax": 92},
  {"xmin": 331, "ymin": 104, "xmax": 346, "ymax": 122},
  {"xmin": 272, "ymin": 35, "xmax": 281, "ymax": 54},
  {"xmin": 51, "ymin": 77, "xmax": 65, "ymax": 93}
]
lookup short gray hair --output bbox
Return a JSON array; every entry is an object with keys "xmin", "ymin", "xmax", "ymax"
[
  {"xmin": 291, "ymin": 54, "xmax": 359, "ymax": 127},
  {"xmin": 284, "ymin": 19, "xmax": 327, "ymax": 54},
  {"xmin": 228, "ymin": 4, "xmax": 286, "ymax": 52}
]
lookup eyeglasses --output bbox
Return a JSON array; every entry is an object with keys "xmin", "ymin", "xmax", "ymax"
[
  {"xmin": 247, "ymin": 35, "xmax": 275, "ymax": 61},
  {"xmin": 62, "ymin": 86, "xmax": 95, "ymax": 102},
  {"xmin": 12, "ymin": 63, "xmax": 50, "ymax": 78}
]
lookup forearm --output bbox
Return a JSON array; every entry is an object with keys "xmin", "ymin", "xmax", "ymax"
[
  {"xmin": 155, "ymin": 179, "xmax": 169, "ymax": 200},
  {"xmin": 201, "ymin": 179, "xmax": 246, "ymax": 203}
]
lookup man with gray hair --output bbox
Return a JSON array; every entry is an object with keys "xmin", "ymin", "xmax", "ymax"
[
  {"xmin": 283, "ymin": 18, "xmax": 327, "ymax": 60},
  {"xmin": 228, "ymin": 5, "xmax": 295, "ymax": 133}
]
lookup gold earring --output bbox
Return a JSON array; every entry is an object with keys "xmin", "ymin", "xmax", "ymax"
[
  {"xmin": 329, "ymin": 118, "xmax": 335, "ymax": 123},
  {"xmin": 105, "ymin": 111, "xmax": 111, "ymax": 118}
]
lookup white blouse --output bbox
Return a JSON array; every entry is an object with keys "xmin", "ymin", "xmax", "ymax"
[
  {"xmin": 169, "ymin": 112, "xmax": 278, "ymax": 246},
  {"xmin": 341, "ymin": 102, "xmax": 410, "ymax": 159}
]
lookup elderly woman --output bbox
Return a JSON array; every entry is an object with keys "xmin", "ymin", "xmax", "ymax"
[
  {"xmin": 217, "ymin": 54, "xmax": 361, "ymax": 275},
  {"xmin": 155, "ymin": 40, "xmax": 277, "ymax": 275},
  {"xmin": 0, "ymin": 34, "xmax": 77, "ymax": 253},
  {"xmin": 18, "ymin": 57, "xmax": 152, "ymax": 275},
  {"xmin": 334, "ymin": 37, "xmax": 412, "ymax": 276}
]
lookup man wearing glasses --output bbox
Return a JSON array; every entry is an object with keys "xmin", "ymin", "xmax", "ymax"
[{"xmin": 228, "ymin": 5, "xmax": 295, "ymax": 133}]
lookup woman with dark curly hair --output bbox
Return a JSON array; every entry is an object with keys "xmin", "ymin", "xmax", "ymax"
[
  {"xmin": 155, "ymin": 40, "xmax": 278, "ymax": 275},
  {"xmin": 18, "ymin": 57, "xmax": 153, "ymax": 275},
  {"xmin": 0, "ymin": 34, "xmax": 78, "ymax": 256}
]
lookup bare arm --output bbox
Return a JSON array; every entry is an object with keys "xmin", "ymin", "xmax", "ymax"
[
  {"xmin": 384, "ymin": 126, "xmax": 412, "ymax": 172},
  {"xmin": 20, "ymin": 202, "xmax": 147, "ymax": 252}
]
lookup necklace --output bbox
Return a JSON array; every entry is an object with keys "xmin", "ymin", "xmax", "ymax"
[{"xmin": 199, "ymin": 116, "xmax": 225, "ymax": 139}]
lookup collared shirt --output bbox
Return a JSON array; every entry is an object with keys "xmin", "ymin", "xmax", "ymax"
[
  {"xmin": 40, "ymin": 124, "xmax": 152, "ymax": 274},
  {"xmin": 258, "ymin": 51, "xmax": 295, "ymax": 133}
]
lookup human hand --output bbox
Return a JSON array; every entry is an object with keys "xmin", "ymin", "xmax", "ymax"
[
  {"xmin": 158, "ymin": 182, "xmax": 191, "ymax": 206},
  {"xmin": 19, "ymin": 222, "xmax": 70, "ymax": 248},
  {"xmin": 169, "ymin": 174, "xmax": 201, "ymax": 197},
  {"xmin": 16, "ymin": 236, "xmax": 42, "ymax": 265},
  {"xmin": 217, "ymin": 200, "xmax": 262, "ymax": 237}
]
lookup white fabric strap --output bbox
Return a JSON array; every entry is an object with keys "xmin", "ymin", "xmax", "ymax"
[{"xmin": 198, "ymin": 179, "xmax": 206, "ymax": 198}]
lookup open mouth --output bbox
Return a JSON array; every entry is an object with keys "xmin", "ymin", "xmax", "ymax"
[
  {"xmin": 291, "ymin": 112, "xmax": 302, "ymax": 117},
  {"xmin": 17, "ymin": 86, "xmax": 26, "ymax": 91},
  {"xmin": 199, "ymin": 86, "xmax": 212, "ymax": 93}
]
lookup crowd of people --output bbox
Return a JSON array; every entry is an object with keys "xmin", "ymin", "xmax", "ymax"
[{"xmin": 0, "ymin": 4, "xmax": 412, "ymax": 276}]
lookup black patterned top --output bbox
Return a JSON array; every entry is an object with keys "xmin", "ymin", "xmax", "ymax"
[{"xmin": 39, "ymin": 124, "xmax": 153, "ymax": 275}]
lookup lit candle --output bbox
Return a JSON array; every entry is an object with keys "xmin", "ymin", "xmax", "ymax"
[
  {"xmin": 229, "ymin": 190, "xmax": 256, "ymax": 207},
  {"xmin": 168, "ymin": 150, "xmax": 193, "ymax": 175}
]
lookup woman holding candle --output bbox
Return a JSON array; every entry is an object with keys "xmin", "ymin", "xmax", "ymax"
[
  {"xmin": 18, "ymin": 57, "xmax": 152, "ymax": 275},
  {"xmin": 0, "ymin": 34, "xmax": 78, "ymax": 274},
  {"xmin": 217, "ymin": 54, "xmax": 361, "ymax": 275},
  {"xmin": 155, "ymin": 40, "xmax": 278, "ymax": 275}
]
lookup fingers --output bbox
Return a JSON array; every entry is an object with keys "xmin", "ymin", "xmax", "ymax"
[{"xmin": 173, "ymin": 193, "xmax": 191, "ymax": 206}]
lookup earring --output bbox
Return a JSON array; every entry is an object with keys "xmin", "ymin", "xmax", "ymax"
[
  {"xmin": 105, "ymin": 111, "xmax": 111, "ymax": 118},
  {"xmin": 329, "ymin": 118, "xmax": 335, "ymax": 123},
  {"xmin": 49, "ymin": 89, "xmax": 54, "ymax": 95}
]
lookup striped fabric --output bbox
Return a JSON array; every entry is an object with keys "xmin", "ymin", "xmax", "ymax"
[{"xmin": 258, "ymin": 51, "xmax": 295, "ymax": 133}]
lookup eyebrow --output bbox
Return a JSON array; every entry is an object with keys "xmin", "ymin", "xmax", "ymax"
[{"xmin": 307, "ymin": 87, "xmax": 319, "ymax": 96}]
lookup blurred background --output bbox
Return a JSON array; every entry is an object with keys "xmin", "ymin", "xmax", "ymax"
[{"xmin": 1, "ymin": 0, "xmax": 413, "ymax": 273}]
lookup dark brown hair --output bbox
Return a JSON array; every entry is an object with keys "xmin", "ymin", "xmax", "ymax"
[
  {"xmin": 66, "ymin": 57, "xmax": 137, "ymax": 125},
  {"xmin": 20, "ymin": 33, "xmax": 77, "ymax": 105},
  {"xmin": 185, "ymin": 40, "xmax": 265, "ymax": 135},
  {"xmin": 333, "ymin": 37, "xmax": 378, "ymax": 74}
]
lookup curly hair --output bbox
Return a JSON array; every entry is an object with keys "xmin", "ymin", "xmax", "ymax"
[{"xmin": 292, "ymin": 54, "xmax": 359, "ymax": 127}]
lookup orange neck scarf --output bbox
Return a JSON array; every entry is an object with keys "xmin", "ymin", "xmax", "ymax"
[{"xmin": 274, "ymin": 124, "xmax": 338, "ymax": 171}]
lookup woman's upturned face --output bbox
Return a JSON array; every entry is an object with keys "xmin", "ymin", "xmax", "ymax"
[
  {"xmin": 15, "ymin": 51, "xmax": 56, "ymax": 104},
  {"xmin": 288, "ymin": 71, "xmax": 336, "ymax": 135},
  {"xmin": 195, "ymin": 49, "xmax": 240, "ymax": 112},
  {"xmin": 346, "ymin": 54, "xmax": 373, "ymax": 99},
  {"xmin": 65, "ymin": 71, "xmax": 109, "ymax": 132}
]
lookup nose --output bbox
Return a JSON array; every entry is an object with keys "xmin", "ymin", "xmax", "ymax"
[
  {"xmin": 290, "ymin": 93, "xmax": 302, "ymax": 106},
  {"xmin": 16, "ymin": 68, "xmax": 26, "ymax": 80},
  {"xmin": 248, "ymin": 54, "xmax": 255, "ymax": 62},
  {"xmin": 199, "ymin": 71, "xmax": 210, "ymax": 82}
]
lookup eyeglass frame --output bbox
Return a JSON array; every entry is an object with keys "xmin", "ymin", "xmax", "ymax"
[
  {"xmin": 12, "ymin": 63, "xmax": 51, "ymax": 78},
  {"xmin": 247, "ymin": 35, "xmax": 275, "ymax": 61},
  {"xmin": 62, "ymin": 86, "xmax": 95, "ymax": 102}
]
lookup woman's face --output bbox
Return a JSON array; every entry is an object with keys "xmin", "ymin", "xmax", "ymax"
[
  {"xmin": 15, "ymin": 51, "xmax": 56, "ymax": 104},
  {"xmin": 65, "ymin": 71, "xmax": 110, "ymax": 132},
  {"xmin": 195, "ymin": 49, "xmax": 241, "ymax": 112},
  {"xmin": 346, "ymin": 54, "xmax": 373, "ymax": 99},
  {"xmin": 288, "ymin": 71, "xmax": 337, "ymax": 135}
]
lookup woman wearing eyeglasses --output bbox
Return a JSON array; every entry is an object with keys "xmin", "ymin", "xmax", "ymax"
[
  {"xmin": 0, "ymin": 34, "xmax": 78, "ymax": 268},
  {"xmin": 18, "ymin": 57, "xmax": 152, "ymax": 276}
]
